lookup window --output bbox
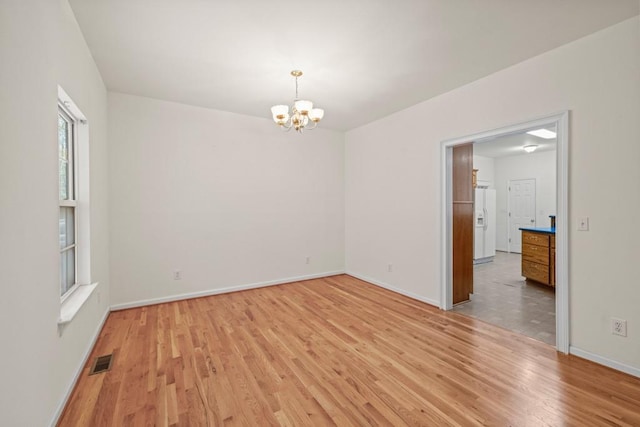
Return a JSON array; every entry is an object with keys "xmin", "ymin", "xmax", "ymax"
[
  {"xmin": 57, "ymin": 87, "xmax": 96, "ymax": 325},
  {"xmin": 59, "ymin": 105, "xmax": 78, "ymax": 299}
]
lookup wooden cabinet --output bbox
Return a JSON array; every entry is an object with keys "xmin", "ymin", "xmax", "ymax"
[
  {"xmin": 521, "ymin": 230, "xmax": 555, "ymax": 287},
  {"xmin": 452, "ymin": 143, "xmax": 474, "ymax": 304}
]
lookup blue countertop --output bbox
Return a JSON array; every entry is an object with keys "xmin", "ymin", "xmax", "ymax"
[{"xmin": 519, "ymin": 227, "xmax": 556, "ymax": 234}]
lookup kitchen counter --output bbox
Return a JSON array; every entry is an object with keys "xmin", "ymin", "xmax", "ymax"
[
  {"xmin": 519, "ymin": 226, "xmax": 555, "ymax": 234},
  {"xmin": 520, "ymin": 228, "xmax": 556, "ymax": 287}
]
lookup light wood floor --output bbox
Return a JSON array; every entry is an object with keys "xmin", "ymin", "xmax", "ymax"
[{"xmin": 59, "ymin": 275, "xmax": 640, "ymax": 426}]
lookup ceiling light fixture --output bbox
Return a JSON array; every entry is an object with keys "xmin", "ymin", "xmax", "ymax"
[
  {"xmin": 526, "ymin": 128, "xmax": 556, "ymax": 139},
  {"xmin": 523, "ymin": 144, "xmax": 538, "ymax": 153},
  {"xmin": 271, "ymin": 70, "xmax": 324, "ymax": 133}
]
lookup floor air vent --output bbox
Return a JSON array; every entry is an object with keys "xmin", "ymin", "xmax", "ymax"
[{"xmin": 89, "ymin": 354, "xmax": 113, "ymax": 375}]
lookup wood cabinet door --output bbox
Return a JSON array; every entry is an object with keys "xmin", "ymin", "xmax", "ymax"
[{"xmin": 452, "ymin": 143, "xmax": 474, "ymax": 304}]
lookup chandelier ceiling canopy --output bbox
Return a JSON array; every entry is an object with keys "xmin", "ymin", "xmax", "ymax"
[{"xmin": 271, "ymin": 70, "xmax": 324, "ymax": 133}]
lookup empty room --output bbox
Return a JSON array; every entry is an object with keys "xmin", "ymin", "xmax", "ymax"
[{"xmin": 2, "ymin": 1, "xmax": 640, "ymax": 426}]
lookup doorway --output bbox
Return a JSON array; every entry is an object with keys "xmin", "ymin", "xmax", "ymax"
[
  {"xmin": 457, "ymin": 136, "xmax": 555, "ymax": 345},
  {"xmin": 440, "ymin": 112, "xmax": 569, "ymax": 353}
]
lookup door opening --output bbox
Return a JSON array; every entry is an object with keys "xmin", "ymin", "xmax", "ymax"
[{"xmin": 440, "ymin": 111, "xmax": 569, "ymax": 353}]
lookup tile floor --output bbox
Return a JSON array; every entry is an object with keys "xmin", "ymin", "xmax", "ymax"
[{"xmin": 452, "ymin": 251, "xmax": 556, "ymax": 346}]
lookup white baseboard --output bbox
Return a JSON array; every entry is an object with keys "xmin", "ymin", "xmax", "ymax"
[
  {"xmin": 110, "ymin": 270, "xmax": 346, "ymax": 311},
  {"xmin": 345, "ymin": 271, "xmax": 440, "ymax": 308},
  {"xmin": 50, "ymin": 307, "xmax": 110, "ymax": 427},
  {"xmin": 569, "ymin": 346, "xmax": 640, "ymax": 378}
]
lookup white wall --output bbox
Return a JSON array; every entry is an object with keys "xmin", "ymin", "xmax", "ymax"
[
  {"xmin": 494, "ymin": 150, "xmax": 557, "ymax": 251},
  {"xmin": 0, "ymin": 1, "xmax": 110, "ymax": 425},
  {"xmin": 346, "ymin": 18, "xmax": 640, "ymax": 370},
  {"xmin": 0, "ymin": 8, "xmax": 636, "ymax": 427},
  {"xmin": 473, "ymin": 155, "xmax": 495, "ymax": 187},
  {"xmin": 108, "ymin": 93, "xmax": 345, "ymax": 307}
]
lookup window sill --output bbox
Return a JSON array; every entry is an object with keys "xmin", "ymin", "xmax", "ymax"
[{"xmin": 58, "ymin": 283, "xmax": 98, "ymax": 325}]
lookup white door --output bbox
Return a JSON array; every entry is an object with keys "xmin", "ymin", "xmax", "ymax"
[{"xmin": 508, "ymin": 179, "xmax": 536, "ymax": 253}]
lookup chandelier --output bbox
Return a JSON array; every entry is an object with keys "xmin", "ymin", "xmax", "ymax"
[{"xmin": 270, "ymin": 70, "xmax": 324, "ymax": 133}]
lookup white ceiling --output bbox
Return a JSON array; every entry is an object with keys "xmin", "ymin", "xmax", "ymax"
[
  {"xmin": 474, "ymin": 129, "xmax": 556, "ymax": 159},
  {"xmin": 69, "ymin": 0, "xmax": 638, "ymax": 131}
]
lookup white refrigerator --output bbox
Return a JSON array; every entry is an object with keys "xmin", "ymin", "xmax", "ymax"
[{"xmin": 474, "ymin": 188, "xmax": 496, "ymax": 264}]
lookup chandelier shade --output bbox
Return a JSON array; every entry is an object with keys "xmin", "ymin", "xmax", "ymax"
[
  {"xmin": 270, "ymin": 105, "xmax": 289, "ymax": 125},
  {"xmin": 309, "ymin": 108, "xmax": 324, "ymax": 122},
  {"xmin": 294, "ymin": 100, "xmax": 313, "ymax": 115},
  {"xmin": 271, "ymin": 71, "xmax": 324, "ymax": 133}
]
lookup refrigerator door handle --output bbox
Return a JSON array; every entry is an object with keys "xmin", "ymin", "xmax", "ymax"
[{"xmin": 483, "ymin": 208, "xmax": 488, "ymax": 231}]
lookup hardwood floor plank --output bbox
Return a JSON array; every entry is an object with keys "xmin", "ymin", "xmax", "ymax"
[{"xmin": 58, "ymin": 275, "xmax": 640, "ymax": 426}]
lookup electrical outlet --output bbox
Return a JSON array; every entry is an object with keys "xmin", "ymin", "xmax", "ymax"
[
  {"xmin": 173, "ymin": 270, "xmax": 182, "ymax": 280},
  {"xmin": 305, "ymin": 256, "xmax": 310, "ymax": 265},
  {"xmin": 387, "ymin": 264, "xmax": 393, "ymax": 272},
  {"xmin": 612, "ymin": 318, "xmax": 627, "ymax": 337},
  {"xmin": 578, "ymin": 217, "xmax": 589, "ymax": 231}
]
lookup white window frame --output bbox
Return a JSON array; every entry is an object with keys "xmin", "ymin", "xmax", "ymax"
[
  {"xmin": 59, "ymin": 104, "xmax": 79, "ymax": 302},
  {"xmin": 57, "ymin": 87, "xmax": 98, "ymax": 326}
]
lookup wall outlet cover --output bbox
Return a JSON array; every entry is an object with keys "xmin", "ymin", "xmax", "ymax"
[
  {"xmin": 578, "ymin": 217, "xmax": 589, "ymax": 231},
  {"xmin": 612, "ymin": 318, "xmax": 627, "ymax": 337}
]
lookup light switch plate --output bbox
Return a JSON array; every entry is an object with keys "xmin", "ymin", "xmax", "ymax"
[{"xmin": 578, "ymin": 217, "xmax": 589, "ymax": 231}]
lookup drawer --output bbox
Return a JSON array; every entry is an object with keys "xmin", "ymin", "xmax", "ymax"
[
  {"xmin": 522, "ymin": 243, "xmax": 549, "ymax": 265},
  {"xmin": 551, "ymin": 252, "xmax": 556, "ymax": 287},
  {"xmin": 522, "ymin": 231, "xmax": 550, "ymax": 247},
  {"xmin": 522, "ymin": 260, "xmax": 549, "ymax": 284},
  {"xmin": 551, "ymin": 235, "xmax": 556, "ymax": 249}
]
